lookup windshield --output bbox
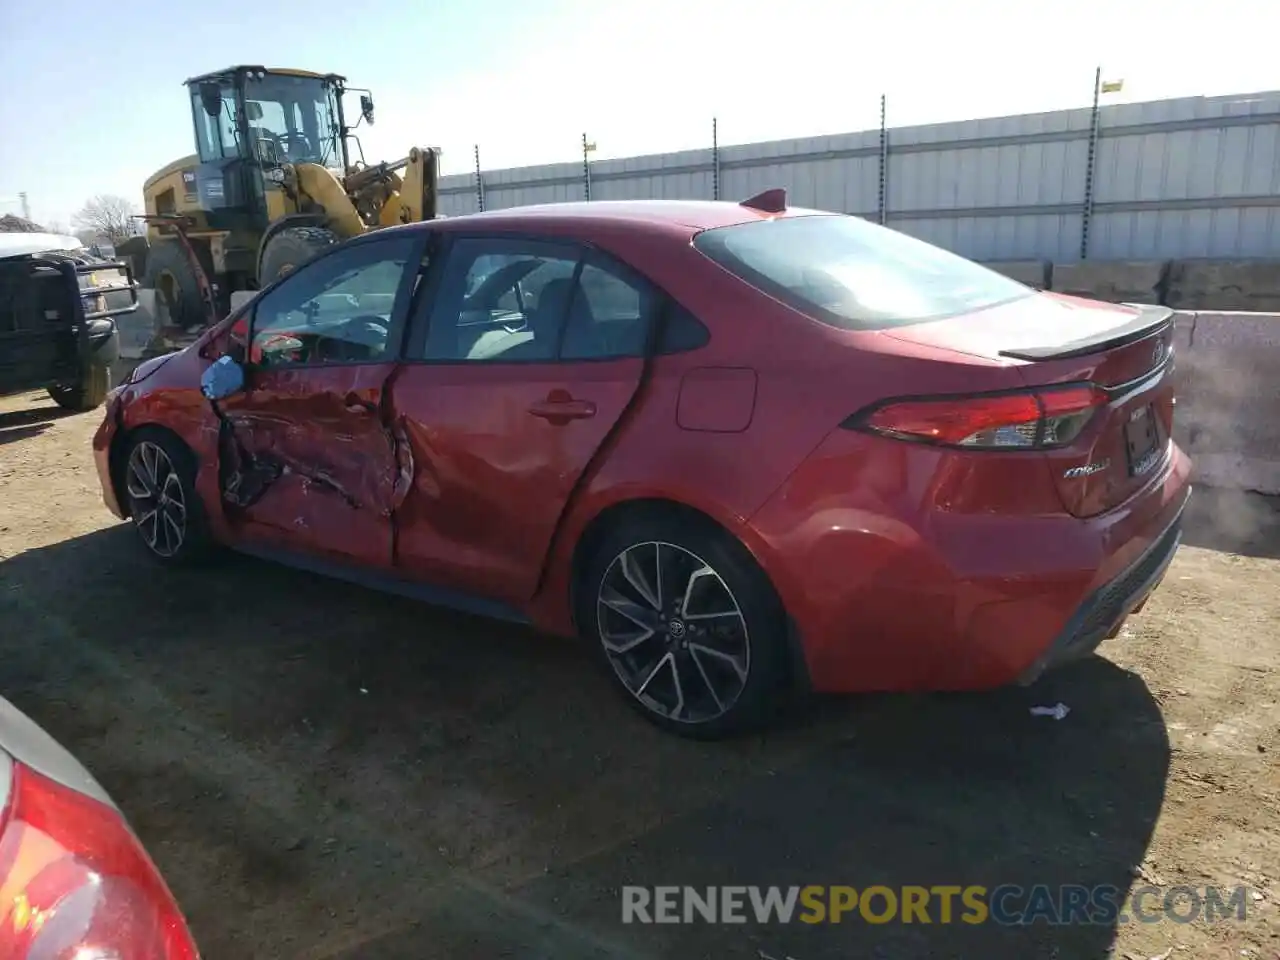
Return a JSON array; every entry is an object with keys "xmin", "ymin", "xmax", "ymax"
[
  {"xmin": 241, "ymin": 73, "xmax": 342, "ymax": 168},
  {"xmin": 694, "ymin": 214, "xmax": 1035, "ymax": 330}
]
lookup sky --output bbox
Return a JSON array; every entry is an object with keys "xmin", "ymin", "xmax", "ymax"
[{"xmin": 1, "ymin": 0, "xmax": 1276, "ymax": 229}]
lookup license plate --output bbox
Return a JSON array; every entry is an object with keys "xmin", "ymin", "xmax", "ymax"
[{"xmin": 1124, "ymin": 405, "xmax": 1160, "ymax": 476}]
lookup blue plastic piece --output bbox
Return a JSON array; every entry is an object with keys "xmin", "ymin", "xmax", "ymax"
[{"xmin": 201, "ymin": 355, "xmax": 245, "ymax": 400}]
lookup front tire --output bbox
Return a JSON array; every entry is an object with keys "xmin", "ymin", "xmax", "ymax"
[
  {"xmin": 143, "ymin": 239, "xmax": 211, "ymax": 330},
  {"xmin": 259, "ymin": 226, "xmax": 339, "ymax": 287},
  {"xmin": 121, "ymin": 428, "xmax": 213, "ymax": 564},
  {"xmin": 578, "ymin": 511, "xmax": 789, "ymax": 738},
  {"xmin": 47, "ymin": 363, "xmax": 110, "ymax": 411}
]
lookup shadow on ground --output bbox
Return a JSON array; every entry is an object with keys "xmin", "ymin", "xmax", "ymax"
[
  {"xmin": 0, "ymin": 524, "xmax": 1171, "ymax": 959},
  {"xmin": 0, "ymin": 401, "xmax": 70, "ymax": 445},
  {"xmin": 1181, "ymin": 484, "xmax": 1280, "ymax": 561}
]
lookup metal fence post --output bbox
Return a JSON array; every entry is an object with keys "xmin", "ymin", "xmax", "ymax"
[
  {"xmin": 1080, "ymin": 67, "xmax": 1102, "ymax": 260},
  {"xmin": 712, "ymin": 117, "xmax": 720, "ymax": 201},
  {"xmin": 877, "ymin": 94, "xmax": 889, "ymax": 224},
  {"xmin": 474, "ymin": 144, "xmax": 485, "ymax": 212}
]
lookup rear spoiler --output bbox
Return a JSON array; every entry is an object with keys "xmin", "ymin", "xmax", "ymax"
[{"xmin": 998, "ymin": 304, "xmax": 1174, "ymax": 362}]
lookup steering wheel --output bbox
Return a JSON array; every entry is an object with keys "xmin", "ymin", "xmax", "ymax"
[
  {"xmin": 312, "ymin": 314, "xmax": 389, "ymax": 363},
  {"xmin": 342, "ymin": 314, "xmax": 389, "ymax": 337},
  {"xmin": 278, "ymin": 132, "xmax": 313, "ymax": 159}
]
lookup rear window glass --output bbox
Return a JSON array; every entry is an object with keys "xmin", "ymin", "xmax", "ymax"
[{"xmin": 693, "ymin": 215, "xmax": 1034, "ymax": 330}]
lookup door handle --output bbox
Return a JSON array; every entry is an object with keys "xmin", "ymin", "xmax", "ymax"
[
  {"xmin": 528, "ymin": 396, "xmax": 597, "ymax": 423},
  {"xmin": 344, "ymin": 392, "xmax": 376, "ymax": 415}
]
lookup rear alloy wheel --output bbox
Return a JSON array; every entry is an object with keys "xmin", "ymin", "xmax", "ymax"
[
  {"xmin": 599, "ymin": 541, "xmax": 751, "ymax": 722},
  {"xmin": 121, "ymin": 429, "xmax": 212, "ymax": 564},
  {"xmin": 582, "ymin": 514, "xmax": 788, "ymax": 737}
]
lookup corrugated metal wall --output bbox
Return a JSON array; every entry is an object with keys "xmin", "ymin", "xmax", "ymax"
[{"xmin": 437, "ymin": 90, "xmax": 1280, "ymax": 262}]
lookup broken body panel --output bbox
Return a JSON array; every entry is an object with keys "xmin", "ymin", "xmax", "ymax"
[{"xmin": 95, "ymin": 317, "xmax": 649, "ymax": 636}]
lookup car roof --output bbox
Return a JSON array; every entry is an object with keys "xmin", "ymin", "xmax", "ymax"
[
  {"xmin": 0, "ymin": 232, "xmax": 85, "ymax": 261},
  {"xmin": 424, "ymin": 199, "xmax": 826, "ymax": 242}
]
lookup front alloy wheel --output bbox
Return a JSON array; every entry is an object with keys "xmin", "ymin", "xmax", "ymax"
[
  {"xmin": 597, "ymin": 541, "xmax": 751, "ymax": 725},
  {"xmin": 125, "ymin": 440, "xmax": 187, "ymax": 558}
]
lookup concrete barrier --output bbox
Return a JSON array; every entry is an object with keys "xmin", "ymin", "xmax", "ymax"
[
  {"xmin": 1172, "ymin": 310, "xmax": 1280, "ymax": 495},
  {"xmin": 975, "ymin": 257, "xmax": 1280, "ymax": 312},
  {"xmin": 1165, "ymin": 260, "xmax": 1280, "ymax": 312},
  {"xmin": 1050, "ymin": 260, "xmax": 1167, "ymax": 304},
  {"xmin": 984, "ymin": 260, "xmax": 1051, "ymax": 289}
]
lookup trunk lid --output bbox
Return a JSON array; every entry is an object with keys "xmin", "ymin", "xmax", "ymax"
[{"xmin": 883, "ymin": 292, "xmax": 1177, "ymax": 517}]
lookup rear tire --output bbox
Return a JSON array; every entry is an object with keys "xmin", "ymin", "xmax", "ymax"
[
  {"xmin": 47, "ymin": 363, "xmax": 110, "ymax": 411},
  {"xmin": 120, "ymin": 427, "xmax": 214, "ymax": 565},
  {"xmin": 259, "ymin": 226, "xmax": 339, "ymax": 287},
  {"xmin": 577, "ymin": 510, "xmax": 790, "ymax": 739},
  {"xmin": 144, "ymin": 239, "xmax": 211, "ymax": 330}
]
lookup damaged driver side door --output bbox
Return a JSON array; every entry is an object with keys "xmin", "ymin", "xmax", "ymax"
[{"xmin": 217, "ymin": 233, "xmax": 423, "ymax": 569}]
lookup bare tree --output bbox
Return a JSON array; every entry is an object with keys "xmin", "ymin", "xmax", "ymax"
[{"xmin": 73, "ymin": 195, "xmax": 137, "ymax": 243}]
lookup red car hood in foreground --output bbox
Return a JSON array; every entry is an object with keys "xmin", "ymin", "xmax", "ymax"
[{"xmin": 0, "ymin": 697, "xmax": 199, "ymax": 958}]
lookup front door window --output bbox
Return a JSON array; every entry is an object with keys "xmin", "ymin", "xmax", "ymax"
[{"xmin": 250, "ymin": 238, "xmax": 414, "ymax": 367}]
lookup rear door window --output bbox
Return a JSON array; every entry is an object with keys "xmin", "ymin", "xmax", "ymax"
[
  {"xmin": 693, "ymin": 215, "xmax": 1034, "ymax": 330},
  {"xmin": 418, "ymin": 238, "xmax": 582, "ymax": 362},
  {"xmin": 560, "ymin": 257, "xmax": 656, "ymax": 360}
]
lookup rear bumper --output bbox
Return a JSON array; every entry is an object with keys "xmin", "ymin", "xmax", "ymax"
[
  {"xmin": 1016, "ymin": 491, "xmax": 1186, "ymax": 684},
  {"xmin": 747, "ymin": 430, "xmax": 1193, "ymax": 694}
]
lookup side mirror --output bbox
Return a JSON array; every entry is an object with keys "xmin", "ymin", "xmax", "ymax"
[
  {"xmin": 199, "ymin": 83, "xmax": 222, "ymax": 118},
  {"xmin": 201, "ymin": 355, "xmax": 246, "ymax": 400},
  {"xmin": 360, "ymin": 94, "xmax": 375, "ymax": 126}
]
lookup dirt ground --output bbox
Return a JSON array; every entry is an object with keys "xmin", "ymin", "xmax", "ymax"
[{"xmin": 0, "ymin": 389, "xmax": 1277, "ymax": 960}]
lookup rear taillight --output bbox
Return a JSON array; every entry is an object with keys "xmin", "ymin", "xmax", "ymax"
[
  {"xmin": 0, "ymin": 760, "xmax": 198, "ymax": 959},
  {"xmin": 852, "ymin": 384, "xmax": 1107, "ymax": 449}
]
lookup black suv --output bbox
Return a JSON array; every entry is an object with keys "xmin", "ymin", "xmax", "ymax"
[{"xmin": 0, "ymin": 241, "xmax": 137, "ymax": 411}]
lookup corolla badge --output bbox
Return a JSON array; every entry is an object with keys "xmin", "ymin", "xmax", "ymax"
[{"xmin": 1063, "ymin": 459, "xmax": 1111, "ymax": 479}]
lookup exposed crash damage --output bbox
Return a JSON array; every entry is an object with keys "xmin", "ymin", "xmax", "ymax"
[{"xmin": 200, "ymin": 355, "xmax": 414, "ymax": 534}]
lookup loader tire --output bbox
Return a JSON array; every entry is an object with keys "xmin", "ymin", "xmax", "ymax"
[
  {"xmin": 144, "ymin": 239, "xmax": 211, "ymax": 330},
  {"xmin": 259, "ymin": 226, "xmax": 339, "ymax": 287}
]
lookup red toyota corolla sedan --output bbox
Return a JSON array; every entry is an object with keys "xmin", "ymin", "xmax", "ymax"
[{"xmin": 93, "ymin": 194, "xmax": 1191, "ymax": 737}]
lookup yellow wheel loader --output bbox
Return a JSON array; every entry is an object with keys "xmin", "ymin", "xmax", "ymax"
[{"xmin": 129, "ymin": 65, "xmax": 440, "ymax": 328}]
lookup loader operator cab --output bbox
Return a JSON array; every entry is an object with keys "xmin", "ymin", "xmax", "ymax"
[
  {"xmin": 189, "ymin": 66, "xmax": 356, "ymax": 172},
  {"xmin": 181, "ymin": 65, "xmax": 378, "ymax": 239},
  {"xmin": 137, "ymin": 64, "xmax": 425, "ymax": 333}
]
